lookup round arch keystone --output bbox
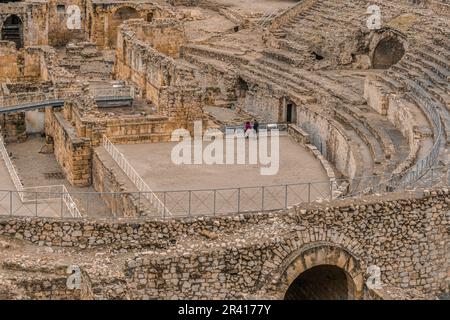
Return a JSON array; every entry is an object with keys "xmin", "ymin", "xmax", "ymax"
[{"xmin": 270, "ymin": 242, "xmax": 364, "ymax": 300}]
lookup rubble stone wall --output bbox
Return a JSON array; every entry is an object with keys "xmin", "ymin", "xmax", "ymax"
[
  {"xmin": 296, "ymin": 106, "xmax": 359, "ymax": 180},
  {"xmin": 0, "ymin": 2, "xmax": 49, "ymax": 47},
  {"xmin": 0, "ymin": 41, "xmax": 19, "ymax": 81},
  {"xmin": 45, "ymin": 108, "xmax": 91, "ymax": 187},
  {"xmin": 0, "ymin": 188, "xmax": 448, "ymax": 298}
]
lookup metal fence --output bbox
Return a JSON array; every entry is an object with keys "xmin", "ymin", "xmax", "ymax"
[
  {"xmin": 0, "ymin": 90, "xmax": 77, "ymax": 109},
  {"xmin": 382, "ymin": 81, "xmax": 443, "ymax": 191},
  {"xmin": 0, "ymin": 131, "xmax": 81, "ymax": 218},
  {"xmin": 0, "ymin": 87, "xmax": 132, "ymax": 109},
  {"xmin": 102, "ymin": 135, "xmax": 171, "ymax": 216},
  {"xmin": 0, "ymin": 165, "xmax": 447, "ymax": 219}
]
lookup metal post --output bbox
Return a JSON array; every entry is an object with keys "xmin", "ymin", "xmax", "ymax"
[
  {"xmin": 113, "ymin": 193, "xmax": 117, "ymax": 219},
  {"xmin": 188, "ymin": 191, "xmax": 191, "ymax": 217},
  {"xmin": 261, "ymin": 186, "xmax": 265, "ymax": 211},
  {"xmin": 9, "ymin": 191, "xmax": 12, "ymax": 216},
  {"xmin": 213, "ymin": 189, "xmax": 216, "ymax": 216},
  {"xmin": 431, "ymin": 167, "xmax": 434, "ymax": 187},
  {"xmin": 163, "ymin": 192, "xmax": 166, "ymax": 219},
  {"xmin": 308, "ymin": 183, "xmax": 311, "ymax": 203},
  {"xmin": 35, "ymin": 192, "xmax": 38, "ymax": 217},
  {"xmin": 330, "ymin": 181, "xmax": 333, "ymax": 200},
  {"xmin": 237, "ymin": 188, "xmax": 241, "ymax": 213},
  {"xmin": 61, "ymin": 192, "xmax": 64, "ymax": 218},
  {"xmin": 285, "ymin": 184, "xmax": 288, "ymax": 208},
  {"xmin": 86, "ymin": 192, "xmax": 90, "ymax": 217},
  {"xmin": 138, "ymin": 192, "xmax": 141, "ymax": 216}
]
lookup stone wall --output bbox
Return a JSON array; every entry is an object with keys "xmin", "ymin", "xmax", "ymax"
[
  {"xmin": 92, "ymin": 147, "xmax": 154, "ymax": 218},
  {"xmin": 0, "ymin": 2, "xmax": 49, "ymax": 47},
  {"xmin": 364, "ymin": 75, "xmax": 424, "ymax": 176},
  {"xmin": 237, "ymin": 83, "xmax": 282, "ymax": 123},
  {"xmin": 47, "ymin": 0, "xmax": 86, "ymax": 46},
  {"xmin": 0, "ymin": 41, "xmax": 19, "ymax": 81},
  {"xmin": 87, "ymin": 2, "xmax": 172, "ymax": 49},
  {"xmin": 45, "ymin": 108, "xmax": 91, "ymax": 187},
  {"xmin": 296, "ymin": 106, "xmax": 360, "ymax": 180},
  {"xmin": 115, "ymin": 20, "xmax": 207, "ymax": 130},
  {"xmin": 269, "ymin": 0, "xmax": 317, "ymax": 30},
  {"xmin": 0, "ymin": 188, "xmax": 448, "ymax": 299}
]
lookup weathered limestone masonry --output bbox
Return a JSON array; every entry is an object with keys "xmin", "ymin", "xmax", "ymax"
[
  {"xmin": 45, "ymin": 107, "xmax": 91, "ymax": 186},
  {"xmin": 268, "ymin": 0, "xmax": 317, "ymax": 31},
  {"xmin": 0, "ymin": 188, "xmax": 447, "ymax": 299},
  {"xmin": 0, "ymin": 42, "xmax": 19, "ymax": 81},
  {"xmin": 47, "ymin": 0, "xmax": 86, "ymax": 46},
  {"xmin": 86, "ymin": 1, "xmax": 173, "ymax": 49},
  {"xmin": 44, "ymin": 89, "xmax": 176, "ymax": 187},
  {"xmin": 115, "ymin": 19, "xmax": 208, "ymax": 132},
  {"xmin": 0, "ymin": 45, "xmax": 76, "ymax": 142},
  {"xmin": 92, "ymin": 147, "xmax": 155, "ymax": 218},
  {"xmin": 0, "ymin": 1, "xmax": 49, "ymax": 47},
  {"xmin": 288, "ymin": 124, "xmax": 344, "ymax": 197}
]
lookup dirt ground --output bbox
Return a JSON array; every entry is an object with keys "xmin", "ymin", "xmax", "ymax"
[{"xmin": 4, "ymin": 135, "xmax": 112, "ymax": 218}]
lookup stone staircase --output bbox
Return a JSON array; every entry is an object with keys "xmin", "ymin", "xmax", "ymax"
[{"xmin": 173, "ymin": 0, "xmax": 449, "ymax": 191}]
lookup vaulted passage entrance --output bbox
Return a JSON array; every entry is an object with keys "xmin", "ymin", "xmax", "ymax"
[
  {"xmin": 108, "ymin": 7, "xmax": 139, "ymax": 47},
  {"xmin": 1, "ymin": 15, "xmax": 24, "ymax": 49},
  {"xmin": 274, "ymin": 244, "xmax": 364, "ymax": 300},
  {"xmin": 284, "ymin": 265, "xmax": 350, "ymax": 300},
  {"xmin": 372, "ymin": 36, "xmax": 405, "ymax": 69}
]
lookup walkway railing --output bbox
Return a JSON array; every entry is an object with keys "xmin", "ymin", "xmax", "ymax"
[
  {"xmin": 102, "ymin": 135, "xmax": 171, "ymax": 217},
  {"xmin": 0, "ymin": 132, "xmax": 81, "ymax": 218},
  {"xmin": 0, "ymin": 87, "xmax": 133, "ymax": 110},
  {"xmin": 0, "ymin": 134, "xmax": 25, "ymax": 198},
  {"xmin": 0, "ymin": 90, "xmax": 77, "ymax": 109},
  {"xmin": 381, "ymin": 81, "xmax": 443, "ymax": 192},
  {"xmin": 0, "ymin": 165, "xmax": 447, "ymax": 219}
]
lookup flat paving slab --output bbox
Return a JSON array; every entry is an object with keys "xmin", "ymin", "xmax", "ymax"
[{"xmin": 116, "ymin": 136, "xmax": 331, "ymax": 216}]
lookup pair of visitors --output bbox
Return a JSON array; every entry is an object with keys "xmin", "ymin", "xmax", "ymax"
[{"xmin": 244, "ymin": 120, "xmax": 259, "ymax": 139}]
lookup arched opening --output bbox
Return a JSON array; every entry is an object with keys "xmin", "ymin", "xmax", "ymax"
[
  {"xmin": 272, "ymin": 244, "xmax": 364, "ymax": 300},
  {"xmin": 146, "ymin": 12, "xmax": 154, "ymax": 22},
  {"xmin": 284, "ymin": 265, "xmax": 353, "ymax": 300},
  {"xmin": 237, "ymin": 77, "xmax": 248, "ymax": 98},
  {"xmin": 285, "ymin": 100, "xmax": 297, "ymax": 123},
  {"xmin": 372, "ymin": 36, "xmax": 405, "ymax": 69},
  {"xmin": 108, "ymin": 6, "xmax": 139, "ymax": 47},
  {"xmin": 1, "ymin": 15, "xmax": 24, "ymax": 49}
]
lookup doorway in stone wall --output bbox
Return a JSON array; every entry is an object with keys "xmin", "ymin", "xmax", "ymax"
[
  {"xmin": 286, "ymin": 102, "xmax": 297, "ymax": 123},
  {"xmin": 1, "ymin": 15, "xmax": 24, "ymax": 49}
]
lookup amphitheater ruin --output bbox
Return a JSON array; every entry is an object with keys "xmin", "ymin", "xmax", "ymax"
[{"xmin": 0, "ymin": 0, "xmax": 448, "ymax": 300}]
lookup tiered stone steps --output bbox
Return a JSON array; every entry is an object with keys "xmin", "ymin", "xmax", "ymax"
[{"xmin": 239, "ymin": 57, "xmax": 410, "ymax": 177}]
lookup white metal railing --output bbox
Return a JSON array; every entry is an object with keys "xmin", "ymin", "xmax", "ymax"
[
  {"xmin": 89, "ymin": 87, "xmax": 132, "ymax": 98},
  {"xmin": 0, "ymin": 134, "xmax": 25, "ymax": 198},
  {"xmin": 0, "ymin": 89, "xmax": 78, "ymax": 109},
  {"xmin": 102, "ymin": 135, "xmax": 171, "ymax": 217},
  {"xmin": 0, "ymin": 132, "xmax": 81, "ymax": 217},
  {"xmin": 258, "ymin": 8, "xmax": 284, "ymax": 27},
  {"xmin": 0, "ymin": 87, "xmax": 132, "ymax": 109}
]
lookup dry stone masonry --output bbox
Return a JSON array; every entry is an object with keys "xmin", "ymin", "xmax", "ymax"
[{"xmin": 0, "ymin": 0, "xmax": 449, "ymax": 300}]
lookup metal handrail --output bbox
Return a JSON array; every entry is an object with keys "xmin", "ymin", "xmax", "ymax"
[
  {"xmin": 0, "ymin": 132, "xmax": 81, "ymax": 217},
  {"xmin": 0, "ymin": 87, "xmax": 132, "ymax": 109},
  {"xmin": 102, "ymin": 135, "xmax": 171, "ymax": 217}
]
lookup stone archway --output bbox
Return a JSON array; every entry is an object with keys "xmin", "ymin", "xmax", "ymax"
[
  {"xmin": 1, "ymin": 15, "xmax": 24, "ymax": 49},
  {"xmin": 108, "ymin": 6, "xmax": 140, "ymax": 48},
  {"xmin": 273, "ymin": 243, "xmax": 364, "ymax": 300},
  {"xmin": 284, "ymin": 264, "xmax": 352, "ymax": 299},
  {"xmin": 371, "ymin": 35, "xmax": 405, "ymax": 69}
]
